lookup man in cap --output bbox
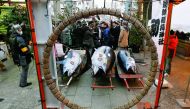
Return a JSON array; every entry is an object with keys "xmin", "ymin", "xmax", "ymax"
[{"xmin": 11, "ymin": 24, "xmax": 33, "ymax": 87}]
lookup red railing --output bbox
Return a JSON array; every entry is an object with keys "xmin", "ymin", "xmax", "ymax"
[{"xmin": 26, "ymin": 1, "xmax": 47, "ymax": 109}]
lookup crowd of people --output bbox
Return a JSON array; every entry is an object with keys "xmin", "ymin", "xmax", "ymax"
[
  {"xmin": 175, "ymin": 30, "xmax": 190, "ymax": 41},
  {"xmin": 58, "ymin": 19, "xmax": 130, "ymax": 52}
]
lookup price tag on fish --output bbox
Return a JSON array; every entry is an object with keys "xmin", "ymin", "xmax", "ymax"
[{"xmin": 70, "ymin": 61, "xmax": 74, "ymax": 65}]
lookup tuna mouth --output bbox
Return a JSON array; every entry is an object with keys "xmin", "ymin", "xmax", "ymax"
[
  {"xmin": 63, "ymin": 70, "xmax": 68, "ymax": 76},
  {"xmin": 92, "ymin": 66, "xmax": 106, "ymax": 76},
  {"xmin": 127, "ymin": 67, "xmax": 136, "ymax": 74},
  {"xmin": 92, "ymin": 66, "xmax": 99, "ymax": 76},
  {"xmin": 63, "ymin": 70, "xmax": 74, "ymax": 77}
]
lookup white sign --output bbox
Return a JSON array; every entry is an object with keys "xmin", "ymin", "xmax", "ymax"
[{"xmin": 151, "ymin": 0, "xmax": 169, "ymax": 64}]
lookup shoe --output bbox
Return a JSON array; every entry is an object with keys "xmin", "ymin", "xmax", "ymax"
[
  {"xmin": 0, "ymin": 98, "xmax": 4, "ymax": 102},
  {"xmin": 19, "ymin": 82, "xmax": 32, "ymax": 88},
  {"xmin": 164, "ymin": 73, "xmax": 169, "ymax": 77}
]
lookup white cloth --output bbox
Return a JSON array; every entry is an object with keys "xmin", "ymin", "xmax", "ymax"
[{"xmin": 54, "ymin": 43, "xmax": 65, "ymax": 57}]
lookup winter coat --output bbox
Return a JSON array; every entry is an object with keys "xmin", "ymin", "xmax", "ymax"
[
  {"xmin": 16, "ymin": 34, "xmax": 32, "ymax": 66},
  {"xmin": 102, "ymin": 27, "xmax": 110, "ymax": 39},
  {"xmin": 118, "ymin": 28, "xmax": 129, "ymax": 48},
  {"xmin": 110, "ymin": 26, "xmax": 120, "ymax": 40},
  {"xmin": 83, "ymin": 28, "xmax": 95, "ymax": 48},
  {"xmin": 168, "ymin": 35, "xmax": 178, "ymax": 49}
]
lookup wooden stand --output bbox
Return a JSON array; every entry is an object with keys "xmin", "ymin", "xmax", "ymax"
[
  {"xmin": 116, "ymin": 63, "xmax": 144, "ymax": 91},
  {"xmin": 121, "ymin": 74, "xmax": 144, "ymax": 91},
  {"xmin": 91, "ymin": 71, "xmax": 115, "ymax": 90}
]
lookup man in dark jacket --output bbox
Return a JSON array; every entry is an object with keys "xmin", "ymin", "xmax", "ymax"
[
  {"xmin": 72, "ymin": 21, "xmax": 83, "ymax": 47},
  {"xmin": 12, "ymin": 24, "xmax": 33, "ymax": 87},
  {"xmin": 82, "ymin": 23, "xmax": 95, "ymax": 56},
  {"xmin": 110, "ymin": 21, "xmax": 120, "ymax": 49},
  {"xmin": 101, "ymin": 22, "xmax": 111, "ymax": 47},
  {"xmin": 88, "ymin": 21, "xmax": 101, "ymax": 48}
]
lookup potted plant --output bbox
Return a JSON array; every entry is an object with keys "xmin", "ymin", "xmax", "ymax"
[{"xmin": 128, "ymin": 26, "xmax": 143, "ymax": 53}]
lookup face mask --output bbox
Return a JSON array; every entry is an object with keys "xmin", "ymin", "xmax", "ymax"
[
  {"xmin": 16, "ymin": 30, "xmax": 23, "ymax": 35},
  {"xmin": 19, "ymin": 31, "xmax": 23, "ymax": 35}
]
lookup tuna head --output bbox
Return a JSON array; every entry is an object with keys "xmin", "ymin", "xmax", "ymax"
[
  {"xmin": 91, "ymin": 52, "xmax": 107, "ymax": 76},
  {"xmin": 126, "ymin": 57, "xmax": 136, "ymax": 73},
  {"xmin": 62, "ymin": 51, "xmax": 82, "ymax": 77}
]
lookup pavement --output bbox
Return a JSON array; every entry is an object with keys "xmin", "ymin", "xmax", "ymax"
[
  {"xmin": 140, "ymin": 55, "xmax": 190, "ymax": 109},
  {"xmin": 0, "ymin": 60, "xmax": 41, "ymax": 109},
  {"xmin": 0, "ymin": 51, "xmax": 189, "ymax": 109}
]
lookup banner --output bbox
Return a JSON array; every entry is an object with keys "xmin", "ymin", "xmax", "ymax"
[{"xmin": 151, "ymin": 0, "xmax": 169, "ymax": 64}]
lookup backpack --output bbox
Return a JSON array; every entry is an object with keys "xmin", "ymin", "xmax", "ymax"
[{"xmin": 9, "ymin": 35, "xmax": 20, "ymax": 65}]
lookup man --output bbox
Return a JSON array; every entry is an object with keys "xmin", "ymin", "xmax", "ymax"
[
  {"xmin": 101, "ymin": 22, "xmax": 111, "ymax": 47},
  {"xmin": 72, "ymin": 21, "xmax": 83, "ymax": 47},
  {"xmin": 11, "ymin": 24, "xmax": 33, "ymax": 87},
  {"xmin": 118, "ymin": 22, "xmax": 129, "ymax": 49},
  {"xmin": 164, "ymin": 30, "xmax": 178, "ymax": 76},
  {"xmin": 110, "ymin": 21, "xmax": 120, "ymax": 50},
  {"xmin": 82, "ymin": 22, "xmax": 95, "ymax": 56},
  {"xmin": 88, "ymin": 21, "xmax": 101, "ymax": 48}
]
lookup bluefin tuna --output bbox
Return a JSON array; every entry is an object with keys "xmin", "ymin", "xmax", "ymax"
[
  {"xmin": 117, "ymin": 50, "xmax": 136, "ymax": 74},
  {"xmin": 91, "ymin": 46, "xmax": 115, "ymax": 77},
  {"xmin": 57, "ymin": 49, "xmax": 91, "ymax": 85}
]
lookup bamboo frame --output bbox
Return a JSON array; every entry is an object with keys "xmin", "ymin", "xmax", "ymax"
[{"xmin": 42, "ymin": 8, "xmax": 158, "ymax": 109}]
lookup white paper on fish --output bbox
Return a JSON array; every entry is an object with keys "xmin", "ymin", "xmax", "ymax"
[
  {"xmin": 126, "ymin": 57, "xmax": 136, "ymax": 72},
  {"xmin": 91, "ymin": 51, "xmax": 107, "ymax": 74},
  {"xmin": 58, "ymin": 51, "xmax": 82, "ymax": 76}
]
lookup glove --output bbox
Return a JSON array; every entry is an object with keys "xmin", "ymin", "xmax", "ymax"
[{"xmin": 21, "ymin": 47, "xmax": 29, "ymax": 53}]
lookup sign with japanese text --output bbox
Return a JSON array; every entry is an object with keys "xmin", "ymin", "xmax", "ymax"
[{"xmin": 151, "ymin": 0, "xmax": 169, "ymax": 64}]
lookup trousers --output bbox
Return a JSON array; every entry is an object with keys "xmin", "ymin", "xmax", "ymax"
[
  {"xmin": 19, "ymin": 64, "xmax": 29, "ymax": 86},
  {"xmin": 164, "ymin": 49, "xmax": 174, "ymax": 74}
]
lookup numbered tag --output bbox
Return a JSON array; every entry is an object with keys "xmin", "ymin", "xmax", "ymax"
[{"xmin": 70, "ymin": 61, "xmax": 74, "ymax": 65}]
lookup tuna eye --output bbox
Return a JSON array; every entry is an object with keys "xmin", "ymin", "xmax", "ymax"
[{"xmin": 107, "ymin": 53, "xmax": 110, "ymax": 57}]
